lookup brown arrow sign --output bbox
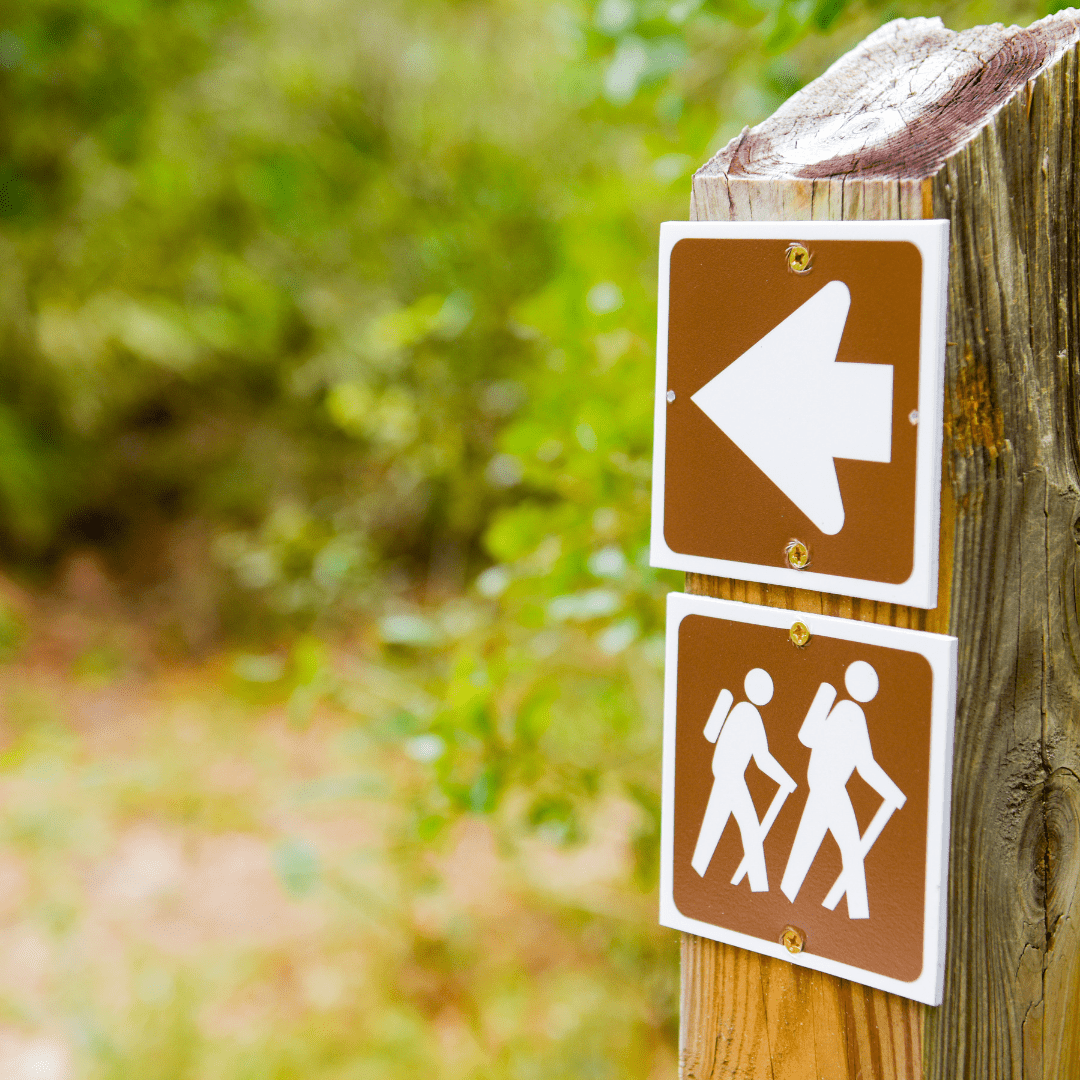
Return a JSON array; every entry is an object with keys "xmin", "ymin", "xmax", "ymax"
[{"xmin": 649, "ymin": 220, "xmax": 949, "ymax": 609}]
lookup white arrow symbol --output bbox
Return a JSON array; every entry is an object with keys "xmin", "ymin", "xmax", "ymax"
[{"xmin": 690, "ymin": 280, "xmax": 893, "ymax": 536}]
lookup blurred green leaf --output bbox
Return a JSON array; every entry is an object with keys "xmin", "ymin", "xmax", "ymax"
[{"xmin": 274, "ymin": 837, "xmax": 321, "ymax": 897}]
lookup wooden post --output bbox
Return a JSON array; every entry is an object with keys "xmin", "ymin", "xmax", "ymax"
[{"xmin": 680, "ymin": 13, "xmax": 1080, "ymax": 1080}]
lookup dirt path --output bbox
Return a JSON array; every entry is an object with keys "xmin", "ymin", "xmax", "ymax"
[{"xmin": 0, "ymin": 559, "xmax": 676, "ymax": 1078}]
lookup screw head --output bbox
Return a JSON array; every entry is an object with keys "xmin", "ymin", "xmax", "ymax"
[
  {"xmin": 666, "ymin": 389, "xmax": 676, "ymax": 403},
  {"xmin": 785, "ymin": 540, "xmax": 809, "ymax": 569},
  {"xmin": 780, "ymin": 926, "xmax": 806, "ymax": 954},
  {"xmin": 908, "ymin": 409, "xmax": 919, "ymax": 425},
  {"xmin": 789, "ymin": 621, "xmax": 811, "ymax": 648},
  {"xmin": 785, "ymin": 243, "xmax": 812, "ymax": 274}
]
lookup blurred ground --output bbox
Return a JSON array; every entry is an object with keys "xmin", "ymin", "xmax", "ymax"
[{"xmin": 0, "ymin": 555, "xmax": 676, "ymax": 1079}]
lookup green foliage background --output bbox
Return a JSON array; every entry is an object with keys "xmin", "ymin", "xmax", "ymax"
[{"xmin": 0, "ymin": 0, "xmax": 1052, "ymax": 1074}]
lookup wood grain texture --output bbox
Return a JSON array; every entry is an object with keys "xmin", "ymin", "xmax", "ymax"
[
  {"xmin": 698, "ymin": 13, "xmax": 1080, "ymax": 183},
  {"xmin": 681, "ymin": 12, "xmax": 1080, "ymax": 1079}
]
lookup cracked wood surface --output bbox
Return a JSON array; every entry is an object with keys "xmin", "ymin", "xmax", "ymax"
[{"xmin": 681, "ymin": 12, "xmax": 1080, "ymax": 1079}]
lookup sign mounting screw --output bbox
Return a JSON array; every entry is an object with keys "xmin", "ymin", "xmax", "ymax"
[
  {"xmin": 780, "ymin": 926, "xmax": 806, "ymax": 954},
  {"xmin": 789, "ymin": 621, "xmax": 811, "ymax": 647},
  {"xmin": 785, "ymin": 540, "xmax": 810, "ymax": 569},
  {"xmin": 667, "ymin": 390, "xmax": 676, "ymax": 402},
  {"xmin": 785, "ymin": 243, "xmax": 813, "ymax": 274}
]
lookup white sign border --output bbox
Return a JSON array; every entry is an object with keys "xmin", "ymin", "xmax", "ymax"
[
  {"xmin": 660, "ymin": 591, "xmax": 957, "ymax": 1006},
  {"xmin": 650, "ymin": 219, "xmax": 950, "ymax": 609}
]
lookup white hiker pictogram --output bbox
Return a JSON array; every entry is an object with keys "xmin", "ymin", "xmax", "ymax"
[
  {"xmin": 691, "ymin": 668, "xmax": 797, "ymax": 892},
  {"xmin": 780, "ymin": 661, "xmax": 906, "ymax": 919}
]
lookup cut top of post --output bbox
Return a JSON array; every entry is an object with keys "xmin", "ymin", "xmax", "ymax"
[{"xmin": 699, "ymin": 11, "xmax": 1080, "ymax": 182}]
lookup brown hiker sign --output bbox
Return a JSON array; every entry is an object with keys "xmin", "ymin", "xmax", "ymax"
[{"xmin": 660, "ymin": 591, "xmax": 957, "ymax": 1004}]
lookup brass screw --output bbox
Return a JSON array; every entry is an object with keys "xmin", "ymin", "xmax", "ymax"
[
  {"xmin": 789, "ymin": 621, "xmax": 811, "ymax": 648},
  {"xmin": 785, "ymin": 243, "xmax": 812, "ymax": 274},
  {"xmin": 785, "ymin": 540, "xmax": 810, "ymax": 569},
  {"xmin": 781, "ymin": 926, "xmax": 806, "ymax": 954}
]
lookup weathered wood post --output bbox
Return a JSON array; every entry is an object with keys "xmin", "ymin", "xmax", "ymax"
[{"xmin": 679, "ymin": 13, "xmax": 1080, "ymax": 1079}]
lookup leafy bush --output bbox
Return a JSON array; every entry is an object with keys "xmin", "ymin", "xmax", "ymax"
[{"xmin": 0, "ymin": 0, "xmax": 1041, "ymax": 624}]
